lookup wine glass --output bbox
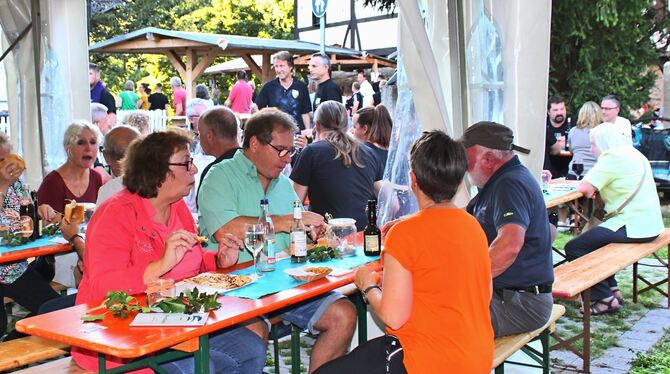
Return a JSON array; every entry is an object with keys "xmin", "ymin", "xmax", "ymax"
[
  {"xmin": 572, "ymin": 162, "xmax": 584, "ymax": 180},
  {"xmin": 244, "ymin": 223, "xmax": 265, "ymax": 278}
]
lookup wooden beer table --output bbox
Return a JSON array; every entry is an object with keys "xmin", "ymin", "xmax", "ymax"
[
  {"xmin": 0, "ymin": 239, "xmax": 71, "ymax": 264},
  {"xmin": 544, "ymin": 180, "xmax": 589, "ymax": 266},
  {"xmin": 15, "ymin": 259, "xmax": 380, "ymax": 374}
]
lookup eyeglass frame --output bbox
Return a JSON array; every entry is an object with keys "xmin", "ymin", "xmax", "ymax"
[
  {"xmin": 601, "ymin": 107, "xmax": 618, "ymax": 111},
  {"xmin": 168, "ymin": 157, "xmax": 195, "ymax": 171},
  {"xmin": 266, "ymin": 143, "xmax": 296, "ymax": 158}
]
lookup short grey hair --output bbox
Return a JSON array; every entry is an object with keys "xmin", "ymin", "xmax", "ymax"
[
  {"xmin": 601, "ymin": 95, "xmax": 620, "ymax": 108},
  {"xmin": 170, "ymin": 76, "xmax": 182, "ymax": 87},
  {"xmin": 123, "ymin": 80, "xmax": 135, "ymax": 91},
  {"xmin": 186, "ymin": 98, "xmax": 211, "ymax": 116},
  {"xmin": 311, "ymin": 53, "xmax": 331, "ymax": 74},
  {"xmin": 63, "ymin": 121, "xmax": 102, "ymax": 153},
  {"xmin": 90, "ymin": 103, "xmax": 108, "ymax": 123}
]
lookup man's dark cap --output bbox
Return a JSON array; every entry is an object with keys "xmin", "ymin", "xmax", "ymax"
[{"xmin": 459, "ymin": 121, "xmax": 531, "ymax": 155}]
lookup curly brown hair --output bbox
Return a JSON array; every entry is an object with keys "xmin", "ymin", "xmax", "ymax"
[{"xmin": 122, "ymin": 131, "xmax": 192, "ymax": 198}]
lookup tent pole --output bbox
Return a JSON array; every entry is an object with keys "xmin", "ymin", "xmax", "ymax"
[
  {"xmin": 31, "ymin": 0, "xmax": 46, "ymax": 176},
  {"xmin": 447, "ymin": 0, "xmax": 468, "ymax": 138}
]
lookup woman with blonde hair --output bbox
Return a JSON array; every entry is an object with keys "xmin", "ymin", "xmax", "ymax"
[
  {"xmin": 567, "ymin": 101, "xmax": 603, "ymax": 179},
  {"xmin": 291, "ymin": 101, "xmax": 383, "ymax": 231},
  {"xmin": 125, "ymin": 112, "xmax": 151, "ymax": 135}
]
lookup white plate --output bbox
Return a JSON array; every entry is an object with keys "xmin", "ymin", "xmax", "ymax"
[{"xmin": 175, "ymin": 272, "xmax": 255, "ymax": 295}]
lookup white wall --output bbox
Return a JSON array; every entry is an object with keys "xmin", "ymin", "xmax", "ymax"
[{"xmin": 296, "ymin": 0, "xmax": 398, "ymax": 52}]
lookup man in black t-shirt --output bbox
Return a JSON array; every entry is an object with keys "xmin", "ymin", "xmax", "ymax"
[
  {"xmin": 460, "ymin": 121, "xmax": 554, "ymax": 338},
  {"xmin": 89, "ymin": 63, "xmax": 116, "ymax": 127},
  {"xmin": 309, "ymin": 53, "xmax": 342, "ymax": 111},
  {"xmin": 148, "ymin": 83, "xmax": 170, "ymax": 111},
  {"xmin": 544, "ymin": 96, "xmax": 572, "ymax": 177},
  {"xmin": 256, "ymin": 51, "xmax": 312, "ymax": 130}
]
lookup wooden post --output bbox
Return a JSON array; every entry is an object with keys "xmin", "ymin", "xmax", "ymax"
[
  {"xmin": 261, "ymin": 53, "xmax": 272, "ymax": 83},
  {"xmin": 185, "ymin": 49, "xmax": 196, "ymax": 98}
]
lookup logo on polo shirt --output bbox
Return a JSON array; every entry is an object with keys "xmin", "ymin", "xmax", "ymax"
[
  {"xmin": 503, "ymin": 211, "xmax": 514, "ymax": 218},
  {"xmin": 292, "ymin": 89, "xmax": 299, "ymax": 99}
]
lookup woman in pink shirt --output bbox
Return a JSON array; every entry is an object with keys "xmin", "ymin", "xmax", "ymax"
[{"xmin": 72, "ymin": 131, "xmax": 267, "ymax": 374}]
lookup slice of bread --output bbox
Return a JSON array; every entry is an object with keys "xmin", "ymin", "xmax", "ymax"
[
  {"xmin": 64, "ymin": 200, "xmax": 85, "ymax": 224},
  {"xmin": 0, "ymin": 154, "xmax": 26, "ymax": 172}
]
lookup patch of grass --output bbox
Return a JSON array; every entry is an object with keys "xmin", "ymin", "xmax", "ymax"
[{"xmin": 630, "ymin": 333, "xmax": 670, "ymax": 374}]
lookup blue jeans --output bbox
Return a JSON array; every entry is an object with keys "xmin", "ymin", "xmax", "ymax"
[{"xmin": 161, "ymin": 324, "xmax": 267, "ymax": 374}]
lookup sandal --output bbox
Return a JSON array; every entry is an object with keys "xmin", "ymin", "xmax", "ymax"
[
  {"xmin": 611, "ymin": 287, "xmax": 624, "ymax": 306},
  {"xmin": 587, "ymin": 296, "xmax": 621, "ymax": 316}
]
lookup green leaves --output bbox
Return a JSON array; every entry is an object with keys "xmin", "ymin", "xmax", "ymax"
[
  {"xmin": 550, "ymin": 0, "xmax": 663, "ymax": 115},
  {"xmin": 80, "ymin": 288, "xmax": 220, "ymax": 322},
  {"xmin": 307, "ymin": 246, "xmax": 342, "ymax": 262},
  {"xmin": 152, "ymin": 287, "xmax": 221, "ymax": 314}
]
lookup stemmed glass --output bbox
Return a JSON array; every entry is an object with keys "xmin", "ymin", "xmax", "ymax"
[{"xmin": 244, "ymin": 223, "xmax": 265, "ymax": 278}]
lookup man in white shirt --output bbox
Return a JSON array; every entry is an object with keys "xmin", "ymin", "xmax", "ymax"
[
  {"xmin": 601, "ymin": 95, "xmax": 632, "ymax": 143},
  {"xmin": 96, "ymin": 125, "xmax": 141, "ymax": 205},
  {"xmin": 357, "ymin": 71, "xmax": 375, "ymax": 107}
]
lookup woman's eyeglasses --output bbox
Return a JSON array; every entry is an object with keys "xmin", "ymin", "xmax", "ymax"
[
  {"xmin": 168, "ymin": 157, "xmax": 194, "ymax": 171},
  {"xmin": 267, "ymin": 143, "xmax": 296, "ymax": 158}
]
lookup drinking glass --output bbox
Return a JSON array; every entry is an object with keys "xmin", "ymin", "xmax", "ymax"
[{"xmin": 244, "ymin": 223, "xmax": 265, "ymax": 277}]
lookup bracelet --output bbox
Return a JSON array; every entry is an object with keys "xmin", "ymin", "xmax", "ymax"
[
  {"xmin": 362, "ymin": 284, "xmax": 381, "ymax": 304},
  {"xmin": 67, "ymin": 233, "xmax": 84, "ymax": 245}
]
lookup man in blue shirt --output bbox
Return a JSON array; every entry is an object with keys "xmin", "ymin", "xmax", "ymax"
[
  {"xmin": 198, "ymin": 110, "xmax": 357, "ymax": 372},
  {"xmin": 256, "ymin": 51, "xmax": 312, "ymax": 131},
  {"xmin": 461, "ymin": 121, "xmax": 554, "ymax": 337}
]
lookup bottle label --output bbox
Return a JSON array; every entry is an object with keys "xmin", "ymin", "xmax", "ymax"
[
  {"xmin": 365, "ymin": 235, "xmax": 380, "ymax": 253},
  {"xmin": 291, "ymin": 232, "xmax": 307, "ymax": 257},
  {"xmin": 266, "ymin": 239, "xmax": 276, "ymax": 264}
]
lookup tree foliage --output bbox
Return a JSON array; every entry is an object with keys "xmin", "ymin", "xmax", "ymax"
[
  {"xmin": 89, "ymin": 0, "xmax": 294, "ymax": 96},
  {"xmin": 359, "ymin": 0, "xmax": 670, "ymax": 116},
  {"xmin": 550, "ymin": 0, "xmax": 670, "ymax": 115}
]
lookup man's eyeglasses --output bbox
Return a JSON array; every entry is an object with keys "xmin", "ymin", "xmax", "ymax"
[
  {"xmin": 601, "ymin": 107, "xmax": 617, "ymax": 111},
  {"xmin": 168, "ymin": 157, "xmax": 194, "ymax": 171},
  {"xmin": 267, "ymin": 143, "xmax": 296, "ymax": 158}
]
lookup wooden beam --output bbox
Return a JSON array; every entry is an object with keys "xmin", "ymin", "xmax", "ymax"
[
  {"xmin": 261, "ymin": 53, "xmax": 272, "ymax": 83},
  {"xmin": 242, "ymin": 54, "xmax": 262, "ymax": 80},
  {"xmin": 95, "ymin": 39, "xmax": 206, "ymax": 52},
  {"xmin": 166, "ymin": 49, "xmax": 186, "ymax": 77},
  {"xmin": 192, "ymin": 49, "xmax": 218, "ymax": 79},
  {"xmin": 185, "ymin": 49, "xmax": 196, "ymax": 98}
]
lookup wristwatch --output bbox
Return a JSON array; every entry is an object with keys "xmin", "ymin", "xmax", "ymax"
[{"xmin": 362, "ymin": 284, "xmax": 381, "ymax": 304}]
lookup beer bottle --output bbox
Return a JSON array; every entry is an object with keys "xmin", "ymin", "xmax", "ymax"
[
  {"xmin": 364, "ymin": 199, "xmax": 381, "ymax": 256},
  {"xmin": 18, "ymin": 187, "xmax": 34, "ymax": 240},
  {"xmin": 30, "ymin": 190, "xmax": 42, "ymax": 239}
]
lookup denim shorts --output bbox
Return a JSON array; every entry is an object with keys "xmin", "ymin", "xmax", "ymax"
[{"xmin": 277, "ymin": 291, "xmax": 344, "ymax": 335}]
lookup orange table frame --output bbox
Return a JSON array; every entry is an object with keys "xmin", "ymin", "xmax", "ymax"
[
  {"xmin": 16, "ymin": 259, "xmax": 380, "ymax": 373},
  {"xmin": 0, "ymin": 242, "xmax": 71, "ymax": 264}
]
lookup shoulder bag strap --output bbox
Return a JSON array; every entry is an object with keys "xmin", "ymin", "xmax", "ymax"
[{"xmin": 603, "ymin": 159, "xmax": 647, "ymax": 220}]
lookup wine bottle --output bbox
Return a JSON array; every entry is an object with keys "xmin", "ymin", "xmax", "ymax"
[
  {"xmin": 364, "ymin": 199, "xmax": 381, "ymax": 256},
  {"xmin": 30, "ymin": 190, "xmax": 42, "ymax": 239},
  {"xmin": 290, "ymin": 201, "xmax": 307, "ymax": 263}
]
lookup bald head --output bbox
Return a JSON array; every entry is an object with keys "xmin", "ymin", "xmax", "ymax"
[
  {"xmin": 198, "ymin": 106, "xmax": 240, "ymax": 157},
  {"xmin": 103, "ymin": 125, "xmax": 141, "ymax": 177}
]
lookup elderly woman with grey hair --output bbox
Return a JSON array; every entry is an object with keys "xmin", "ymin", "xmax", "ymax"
[
  {"xmin": 118, "ymin": 80, "xmax": 141, "ymax": 110},
  {"xmin": 37, "ymin": 121, "xmax": 104, "ymax": 288},
  {"xmin": 565, "ymin": 122, "xmax": 663, "ymax": 315}
]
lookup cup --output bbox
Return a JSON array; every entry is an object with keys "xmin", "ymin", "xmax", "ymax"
[{"xmin": 146, "ymin": 278, "xmax": 176, "ymax": 305}]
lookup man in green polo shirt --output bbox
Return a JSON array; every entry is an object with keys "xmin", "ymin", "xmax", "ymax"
[{"xmin": 198, "ymin": 109, "xmax": 357, "ymax": 372}]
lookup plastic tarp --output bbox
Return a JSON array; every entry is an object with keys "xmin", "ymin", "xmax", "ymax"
[{"xmin": 377, "ymin": 0, "xmax": 551, "ymax": 224}]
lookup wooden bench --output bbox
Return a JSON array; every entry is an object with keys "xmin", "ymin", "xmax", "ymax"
[
  {"xmin": 552, "ymin": 228, "xmax": 670, "ymax": 372},
  {"xmin": 493, "ymin": 304, "xmax": 565, "ymax": 373},
  {"xmin": 0, "ymin": 335, "xmax": 69, "ymax": 371},
  {"xmin": 13, "ymin": 356, "xmax": 92, "ymax": 374}
]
